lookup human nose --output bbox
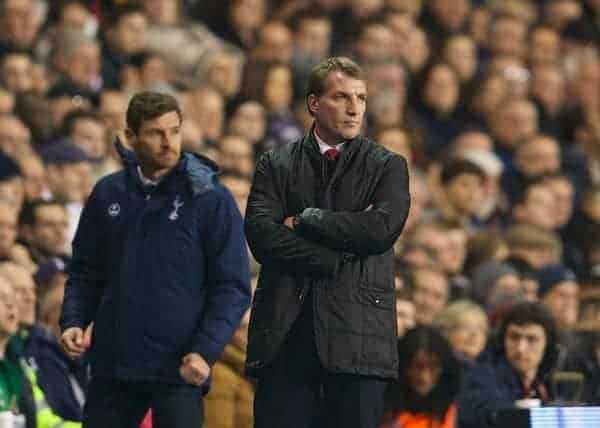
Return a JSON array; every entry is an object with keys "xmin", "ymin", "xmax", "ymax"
[{"xmin": 347, "ymin": 95, "xmax": 359, "ymax": 115}]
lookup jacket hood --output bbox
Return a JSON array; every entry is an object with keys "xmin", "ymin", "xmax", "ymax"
[{"xmin": 115, "ymin": 138, "xmax": 220, "ymax": 196}]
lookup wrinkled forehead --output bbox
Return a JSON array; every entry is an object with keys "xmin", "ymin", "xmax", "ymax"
[{"xmin": 322, "ymin": 71, "xmax": 367, "ymax": 94}]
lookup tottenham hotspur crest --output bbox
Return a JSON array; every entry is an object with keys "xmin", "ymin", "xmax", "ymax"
[{"xmin": 169, "ymin": 195, "xmax": 184, "ymax": 221}]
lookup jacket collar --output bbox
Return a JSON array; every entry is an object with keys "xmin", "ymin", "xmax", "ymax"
[{"xmin": 115, "ymin": 138, "xmax": 220, "ymax": 196}]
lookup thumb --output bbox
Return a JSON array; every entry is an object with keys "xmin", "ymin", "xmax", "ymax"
[
  {"xmin": 182, "ymin": 355, "xmax": 190, "ymax": 364},
  {"xmin": 73, "ymin": 329, "xmax": 84, "ymax": 345}
]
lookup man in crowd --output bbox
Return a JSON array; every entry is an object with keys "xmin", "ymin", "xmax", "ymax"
[
  {"xmin": 245, "ymin": 56, "xmax": 410, "ymax": 428},
  {"xmin": 459, "ymin": 302, "xmax": 559, "ymax": 428}
]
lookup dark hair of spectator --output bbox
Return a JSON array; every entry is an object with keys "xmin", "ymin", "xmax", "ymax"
[
  {"xmin": 384, "ymin": 326, "xmax": 461, "ymax": 421},
  {"xmin": 305, "ymin": 56, "xmax": 365, "ymax": 112},
  {"xmin": 497, "ymin": 301, "xmax": 558, "ymax": 377},
  {"xmin": 126, "ymin": 91, "xmax": 182, "ymax": 135},
  {"xmin": 19, "ymin": 199, "xmax": 65, "ymax": 227},
  {"xmin": 440, "ymin": 158, "xmax": 486, "ymax": 185},
  {"xmin": 290, "ymin": 10, "xmax": 330, "ymax": 33},
  {"xmin": 61, "ymin": 108, "xmax": 104, "ymax": 137},
  {"xmin": 105, "ymin": 3, "xmax": 145, "ymax": 28},
  {"xmin": 513, "ymin": 176, "xmax": 548, "ymax": 206}
]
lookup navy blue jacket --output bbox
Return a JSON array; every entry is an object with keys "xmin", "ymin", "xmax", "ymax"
[
  {"xmin": 458, "ymin": 354, "xmax": 552, "ymax": 428},
  {"xmin": 59, "ymin": 149, "xmax": 252, "ymax": 385}
]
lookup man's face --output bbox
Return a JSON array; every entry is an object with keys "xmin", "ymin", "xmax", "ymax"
[
  {"xmin": 218, "ymin": 136, "xmax": 254, "ymax": 178},
  {"xmin": 30, "ymin": 204, "xmax": 68, "ymax": 256},
  {"xmin": 229, "ymin": 102, "xmax": 265, "ymax": 143},
  {"xmin": 192, "ymin": 91, "xmax": 224, "ymax": 141},
  {"xmin": 0, "ymin": 177, "xmax": 24, "ymax": 207},
  {"xmin": 257, "ymin": 23, "xmax": 293, "ymax": 63},
  {"xmin": 66, "ymin": 42, "xmax": 101, "ymax": 88},
  {"xmin": 2, "ymin": 0, "xmax": 40, "ymax": 49},
  {"xmin": 396, "ymin": 298, "xmax": 416, "ymax": 337},
  {"xmin": 309, "ymin": 71, "xmax": 367, "ymax": 144},
  {"xmin": 207, "ymin": 53, "xmax": 243, "ymax": 98},
  {"xmin": 2, "ymin": 266, "xmax": 36, "ymax": 326},
  {"xmin": 530, "ymin": 28, "xmax": 560, "ymax": 64},
  {"xmin": 115, "ymin": 12, "xmax": 147, "ymax": 54},
  {"xmin": 413, "ymin": 270, "xmax": 449, "ymax": 325},
  {"xmin": 542, "ymin": 281, "xmax": 579, "ymax": 328},
  {"xmin": 48, "ymin": 162, "xmax": 92, "ymax": 202},
  {"xmin": 20, "ymin": 155, "xmax": 48, "ymax": 201},
  {"xmin": 430, "ymin": 0, "xmax": 470, "ymax": 31},
  {"xmin": 490, "ymin": 17, "xmax": 527, "ymax": 57},
  {"xmin": 1, "ymin": 53, "xmax": 33, "ymax": 93},
  {"xmin": 296, "ymin": 18, "xmax": 331, "ymax": 58},
  {"xmin": 71, "ymin": 118, "xmax": 107, "ymax": 159},
  {"xmin": 0, "ymin": 279, "xmax": 19, "ymax": 338},
  {"xmin": 547, "ymin": 178, "xmax": 574, "ymax": 227},
  {"xmin": 445, "ymin": 173, "xmax": 484, "ymax": 217},
  {"xmin": 505, "ymin": 323, "xmax": 547, "ymax": 379},
  {"xmin": 264, "ymin": 66, "xmax": 293, "ymax": 112},
  {"xmin": 445, "ymin": 36, "xmax": 477, "ymax": 81},
  {"xmin": 516, "ymin": 137, "xmax": 560, "ymax": 178},
  {"xmin": 0, "ymin": 115, "xmax": 31, "ymax": 158},
  {"xmin": 129, "ymin": 111, "xmax": 182, "ymax": 175},
  {"xmin": 493, "ymin": 101, "xmax": 538, "ymax": 148},
  {"xmin": 423, "ymin": 65, "xmax": 459, "ymax": 113},
  {"xmin": 356, "ymin": 24, "xmax": 395, "ymax": 63},
  {"xmin": 532, "ymin": 67, "xmax": 565, "ymax": 113},
  {"xmin": 0, "ymin": 205, "xmax": 18, "ymax": 257},
  {"xmin": 516, "ymin": 185, "xmax": 558, "ymax": 230}
]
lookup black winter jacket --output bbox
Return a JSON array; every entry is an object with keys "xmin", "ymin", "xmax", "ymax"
[{"xmin": 245, "ymin": 131, "xmax": 410, "ymax": 379}]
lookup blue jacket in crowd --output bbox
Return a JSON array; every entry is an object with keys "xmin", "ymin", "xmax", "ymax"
[{"xmin": 59, "ymin": 147, "xmax": 252, "ymax": 386}]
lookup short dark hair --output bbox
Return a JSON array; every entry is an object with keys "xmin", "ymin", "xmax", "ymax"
[
  {"xmin": 126, "ymin": 91, "xmax": 182, "ymax": 135},
  {"xmin": 305, "ymin": 56, "xmax": 365, "ymax": 113},
  {"xmin": 61, "ymin": 108, "xmax": 104, "ymax": 137},
  {"xmin": 498, "ymin": 301, "xmax": 558, "ymax": 376},
  {"xmin": 19, "ymin": 200, "xmax": 65, "ymax": 227},
  {"xmin": 440, "ymin": 158, "xmax": 486, "ymax": 185}
]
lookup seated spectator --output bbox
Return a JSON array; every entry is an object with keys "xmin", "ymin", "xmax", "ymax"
[
  {"xmin": 26, "ymin": 258, "xmax": 88, "ymax": 422},
  {"xmin": 512, "ymin": 179, "xmax": 559, "ymax": 231},
  {"xmin": 0, "ymin": 262, "xmax": 36, "ymax": 348},
  {"xmin": 382, "ymin": 326, "xmax": 461, "ymax": 428},
  {"xmin": 434, "ymin": 300, "xmax": 489, "ymax": 363},
  {"xmin": 19, "ymin": 199, "xmax": 70, "ymax": 265},
  {"xmin": 0, "ymin": 152, "xmax": 24, "ymax": 208},
  {"xmin": 410, "ymin": 266, "xmax": 450, "ymax": 326},
  {"xmin": 537, "ymin": 264, "xmax": 579, "ymax": 330},
  {"xmin": 458, "ymin": 302, "xmax": 559, "ymax": 428},
  {"xmin": 505, "ymin": 223, "xmax": 562, "ymax": 269},
  {"xmin": 0, "ymin": 275, "xmax": 35, "ymax": 427},
  {"xmin": 434, "ymin": 159, "xmax": 486, "ymax": 229}
]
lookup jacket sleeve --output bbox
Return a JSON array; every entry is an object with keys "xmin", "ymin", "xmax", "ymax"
[
  {"xmin": 59, "ymin": 185, "xmax": 106, "ymax": 332},
  {"xmin": 244, "ymin": 154, "xmax": 342, "ymax": 276},
  {"xmin": 189, "ymin": 185, "xmax": 252, "ymax": 365},
  {"xmin": 294, "ymin": 155, "xmax": 410, "ymax": 256}
]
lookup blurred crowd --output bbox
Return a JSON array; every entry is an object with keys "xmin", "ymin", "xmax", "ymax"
[{"xmin": 0, "ymin": 0, "xmax": 599, "ymax": 427}]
